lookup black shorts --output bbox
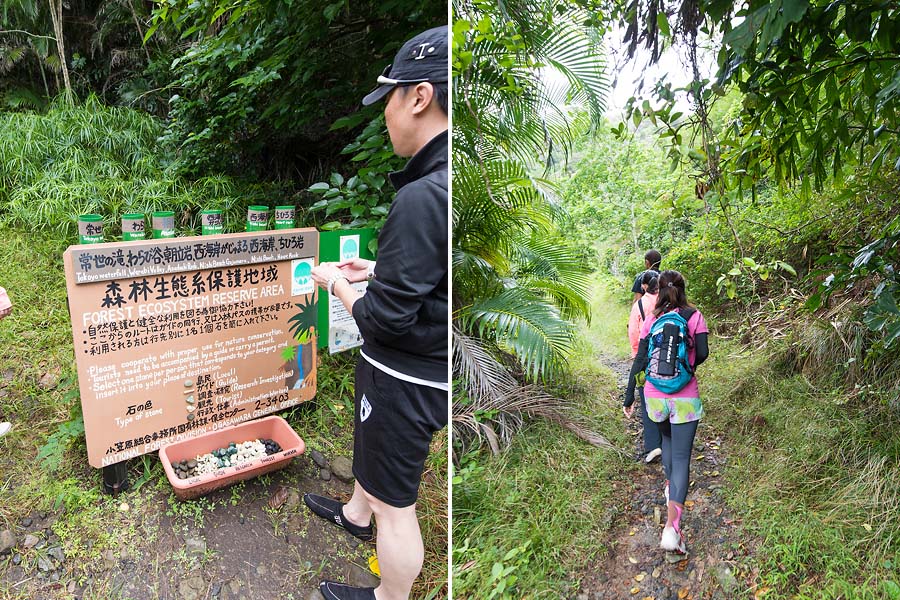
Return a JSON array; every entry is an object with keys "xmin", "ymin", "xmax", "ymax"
[{"xmin": 352, "ymin": 358, "xmax": 448, "ymax": 508}]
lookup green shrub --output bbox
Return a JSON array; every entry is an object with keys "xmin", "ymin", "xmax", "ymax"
[
  {"xmin": 0, "ymin": 95, "xmax": 286, "ymax": 240},
  {"xmin": 705, "ymin": 337, "xmax": 900, "ymax": 599}
]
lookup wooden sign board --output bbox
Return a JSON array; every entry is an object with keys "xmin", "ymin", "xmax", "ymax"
[{"xmin": 63, "ymin": 229, "xmax": 319, "ymax": 468}]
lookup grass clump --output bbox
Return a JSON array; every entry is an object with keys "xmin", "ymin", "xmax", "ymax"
[
  {"xmin": 452, "ymin": 418, "xmax": 625, "ymax": 598},
  {"xmin": 704, "ymin": 335, "xmax": 900, "ymax": 599}
]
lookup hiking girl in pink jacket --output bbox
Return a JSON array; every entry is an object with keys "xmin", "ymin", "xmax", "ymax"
[
  {"xmin": 623, "ymin": 270, "xmax": 709, "ymax": 555},
  {"xmin": 627, "ymin": 270, "xmax": 661, "ymax": 462}
]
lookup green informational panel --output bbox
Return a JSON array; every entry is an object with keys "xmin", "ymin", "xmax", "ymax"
[{"xmin": 317, "ymin": 229, "xmax": 377, "ymax": 349}]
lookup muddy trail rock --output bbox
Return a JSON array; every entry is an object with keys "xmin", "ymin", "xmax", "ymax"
[{"xmin": 579, "ymin": 356, "xmax": 752, "ymax": 600}]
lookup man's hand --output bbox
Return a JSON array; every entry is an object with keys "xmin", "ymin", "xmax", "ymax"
[
  {"xmin": 623, "ymin": 405, "xmax": 634, "ymax": 418},
  {"xmin": 311, "ymin": 263, "xmax": 344, "ymax": 290},
  {"xmin": 336, "ymin": 258, "xmax": 374, "ymax": 283}
]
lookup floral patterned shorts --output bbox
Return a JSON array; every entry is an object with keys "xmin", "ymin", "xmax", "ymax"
[{"xmin": 645, "ymin": 396, "xmax": 703, "ymax": 424}]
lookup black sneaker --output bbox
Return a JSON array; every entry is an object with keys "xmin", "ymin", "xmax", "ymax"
[
  {"xmin": 303, "ymin": 493, "xmax": 374, "ymax": 541},
  {"xmin": 319, "ymin": 580, "xmax": 376, "ymax": 600}
]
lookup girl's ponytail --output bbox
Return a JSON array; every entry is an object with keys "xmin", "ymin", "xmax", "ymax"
[{"xmin": 653, "ymin": 270, "xmax": 689, "ymax": 317}]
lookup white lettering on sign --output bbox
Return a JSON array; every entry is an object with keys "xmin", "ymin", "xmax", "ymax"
[{"xmin": 83, "ymin": 307, "xmax": 136, "ymax": 326}]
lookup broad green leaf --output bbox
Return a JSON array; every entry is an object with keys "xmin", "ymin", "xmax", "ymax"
[
  {"xmin": 657, "ymin": 12, "xmax": 671, "ymax": 37},
  {"xmin": 777, "ymin": 261, "xmax": 797, "ymax": 277}
]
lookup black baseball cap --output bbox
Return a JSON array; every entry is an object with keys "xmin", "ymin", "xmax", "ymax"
[{"xmin": 362, "ymin": 25, "xmax": 448, "ymax": 106}]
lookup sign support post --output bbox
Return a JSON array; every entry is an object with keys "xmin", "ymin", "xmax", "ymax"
[{"xmin": 102, "ymin": 462, "xmax": 129, "ymax": 495}]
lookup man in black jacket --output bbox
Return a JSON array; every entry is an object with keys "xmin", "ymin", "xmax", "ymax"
[{"xmin": 307, "ymin": 25, "xmax": 448, "ymax": 600}]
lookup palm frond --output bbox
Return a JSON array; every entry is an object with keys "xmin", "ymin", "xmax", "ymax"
[{"xmin": 462, "ymin": 287, "xmax": 576, "ymax": 380}]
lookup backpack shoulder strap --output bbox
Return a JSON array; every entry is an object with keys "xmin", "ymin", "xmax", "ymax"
[
  {"xmin": 679, "ymin": 307, "xmax": 697, "ymax": 349},
  {"xmin": 638, "ymin": 298, "xmax": 645, "ymax": 320}
]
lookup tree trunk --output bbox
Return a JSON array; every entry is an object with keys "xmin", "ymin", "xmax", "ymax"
[
  {"xmin": 47, "ymin": 0, "xmax": 72, "ymax": 103},
  {"xmin": 128, "ymin": 1, "xmax": 152, "ymax": 63},
  {"xmin": 630, "ymin": 199, "xmax": 639, "ymax": 254}
]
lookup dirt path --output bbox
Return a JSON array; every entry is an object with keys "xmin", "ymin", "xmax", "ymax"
[
  {"xmin": 0, "ymin": 446, "xmax": 377, "ymax": 600},
  {"xmin": 576, "ymin": 355, "xmax": 754, "ymax": 600}
]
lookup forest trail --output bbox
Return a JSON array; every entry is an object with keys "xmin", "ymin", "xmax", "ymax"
[{"xmin": 576, "ymin": 352, "xmax": 757, "ymax": 600}]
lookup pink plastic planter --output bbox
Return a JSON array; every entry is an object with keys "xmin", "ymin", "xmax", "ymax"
[{"xmin": 159, "ymin": 415, "xmax": 305, "ymax": 501}]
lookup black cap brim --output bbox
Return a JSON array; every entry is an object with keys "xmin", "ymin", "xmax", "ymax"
[{"xmin": 362, "ymin": 84, "xmax": 394, "ymax": 106}]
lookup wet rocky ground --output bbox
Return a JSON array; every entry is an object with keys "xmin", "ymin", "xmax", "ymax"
[
  {"xmin": 0, "ymin": 447, "xmax": 377, "ymax": 600},
  {"xmin": 576, "ymin": 356, "xmax": 757, "ymax": 600}
]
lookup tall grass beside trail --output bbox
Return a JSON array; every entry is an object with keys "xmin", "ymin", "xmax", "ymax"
[
  {"xmin": 583, "ymin": 272, "xmax": 634, "ymax": 361},
  {"xmin": 704, "ymin": 333, "xmax": 900, "ymax": 600},
  {"xmin": 452, "ymin": 273, "xmax": 634, "ymax": 598},
  {"xmin": 0, "ymin": 95, "xmax": 286, "ymax": 240}
]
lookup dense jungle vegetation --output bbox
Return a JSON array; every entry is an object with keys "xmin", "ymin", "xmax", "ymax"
[{"xmin": 452, "ymin": 1, "xmax": 900, "ymax": 598}]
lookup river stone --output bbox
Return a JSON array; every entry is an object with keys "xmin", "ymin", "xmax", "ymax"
[
  {"xmin": 0, "ymin": 530, "xmax": 15, "ymax": 554},
  {"xmin": 711, "ymin": 564, "xmax": 739, "ymax": 595},
  {"xmin": 220, "ymin": 578, "xmax": 243, "ymax": 600},
  {"xmin": 185, "ymin": 537, "xmax": 207, "ymax": 556},
  {"xmin": 319, "ymin": 468, "xmax": 332, "ymax": 481},
  {"xmin": 37, "ymin": 556, "xmax": 53, "ymax": 572},
  {"xmin": 23, "ymin": 534, "xmax": 39, "ymax": 549},
  {"xmin": 178, "ymin": 573, "xmax": 206, "ymax": 600},
  {"xmin": 331, "ymin": 456, "xmax": 353, "ymax": 482},
  {"xmin": 20, "ymin": 517, "xmax": 32, "ymax": 528},
  {"xmin": 12, "ymin": 553, "xmax": 21, "ymax": 565},
  {"xmin": 102, "ymin": 548, "xmax": 117, "ymax": 569},
  {"xmin": 665, "ymin": 551, "xmax": 688, "ymax": 564},
  {"xmin": 48, "ymin": 545, "xmax": 65, "ymax": 562},
  {"xmin": 310, "ymin": 449, "xmax": 327, "ymax": 468},
  {"xmin": 349, "ymin": 563, "xmax": 380, "ymax": 588},
  {"xmin": 38, "ymin": 371, "xmax": 59, "ymax": 390},
  {"xmin": 285, "ymin": 488, "xmax": 301, "ymax": 510}
]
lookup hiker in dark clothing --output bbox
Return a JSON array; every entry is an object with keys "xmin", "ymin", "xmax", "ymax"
[
  {"xmin": 306, "ymin": 25, "xmax": 448, "ymax": 600},
  {"xmin": 632, "ymin": 249, "xmax": 662, "ymax": 303}
]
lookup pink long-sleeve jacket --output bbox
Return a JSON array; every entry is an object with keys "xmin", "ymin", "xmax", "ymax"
[{"xmin": 628, "ymin": 292, "xmax": 658, "ymax": 358}]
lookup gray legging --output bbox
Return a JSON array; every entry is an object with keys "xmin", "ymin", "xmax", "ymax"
[{"xmin": 656, "ymin": 418, "xmax": 698, "ymax": 505}]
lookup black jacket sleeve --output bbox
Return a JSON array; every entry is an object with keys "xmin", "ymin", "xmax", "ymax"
[
  {"xmin": 624, "ymin": 337, "xmax": 649, "ymax": 407},
  {"xmin": 351, "ymin": 178, "xmax": 447, "ymax": 342},
  {"xmin": 694, "ymin": 332, "xmax": 709, "ymax": 368}
]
